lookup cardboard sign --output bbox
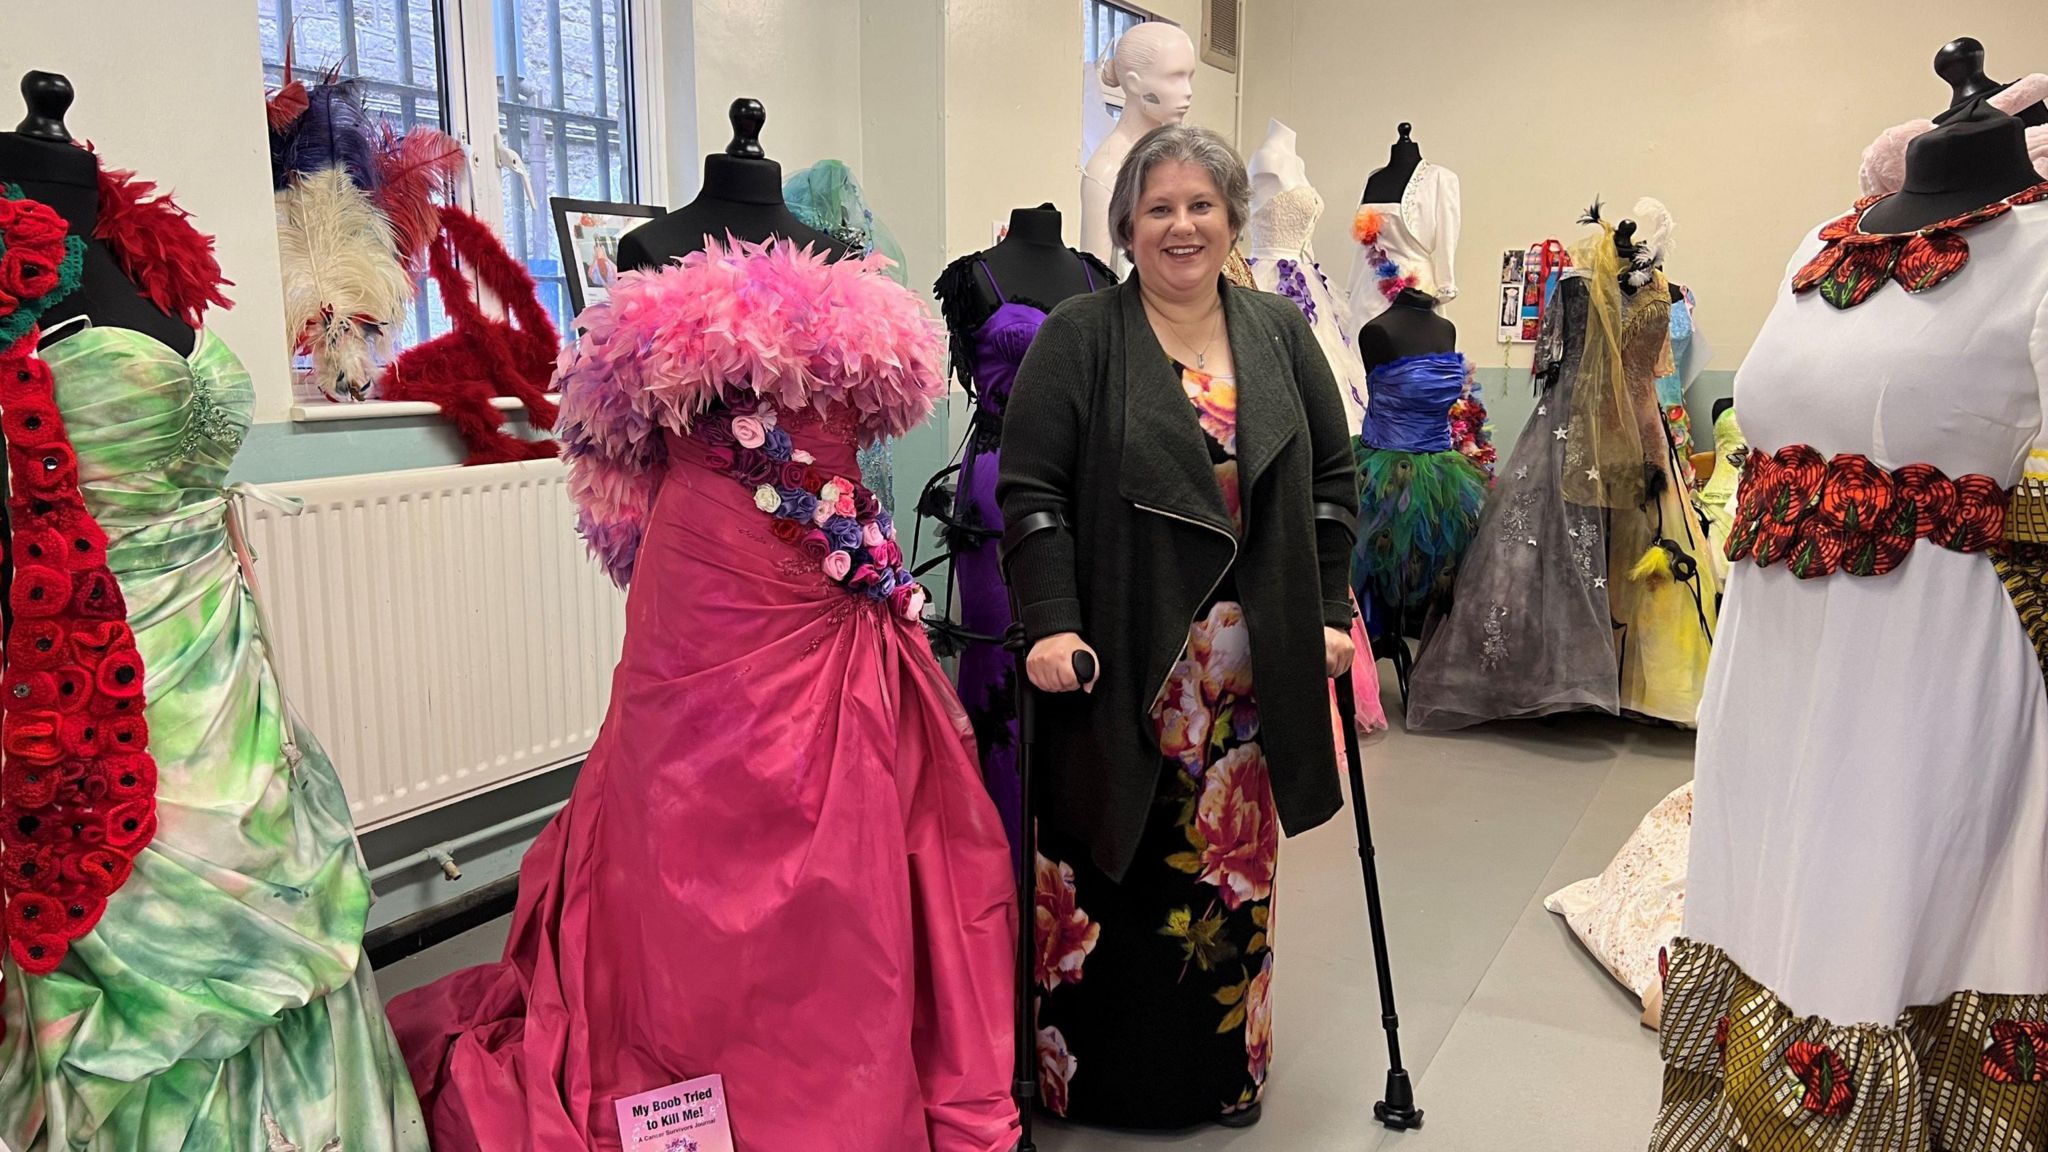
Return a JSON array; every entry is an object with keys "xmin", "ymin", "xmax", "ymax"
[{"xmin": 613, "ymin": 1074, "xmax": 735, "ymax": 1152}]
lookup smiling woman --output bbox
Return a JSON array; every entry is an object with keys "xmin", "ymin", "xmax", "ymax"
[{"xmin": 997, "ymin": 123, "xmax": 1360, "ymax": 1131}]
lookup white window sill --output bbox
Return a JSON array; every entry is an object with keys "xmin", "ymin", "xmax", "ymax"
[{"xmin": 289, "ymin": 394, "xmax": 562, "ymax": 423}]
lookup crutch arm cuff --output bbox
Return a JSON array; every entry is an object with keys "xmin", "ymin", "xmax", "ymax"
[
  {"xmin": 1000, "ymin": 509, "xmax": 1068, "ymax": 575},
  {"xmin": 1314, "ymin": 501, "xmax": 1359, "ymax": 541}
]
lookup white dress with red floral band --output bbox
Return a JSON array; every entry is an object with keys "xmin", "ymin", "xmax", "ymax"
[{"xmin": 1655, "ymin": 185, "xmax": 2048, "ymax": 1150}]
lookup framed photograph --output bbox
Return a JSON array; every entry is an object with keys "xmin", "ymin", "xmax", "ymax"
[{"xmin": 550, "ymin": 197, "xmax": 665, "ymax": 314}]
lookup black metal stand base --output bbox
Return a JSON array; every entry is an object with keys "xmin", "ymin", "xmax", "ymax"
[{"xmin": 1374, "ymin": 1069, "xmax": 1424, "ymax": 1130}]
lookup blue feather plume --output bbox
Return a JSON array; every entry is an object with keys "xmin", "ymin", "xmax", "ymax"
[{"xmin": 272, "ymin": 82, "xmax": 383, "ymax": 193}]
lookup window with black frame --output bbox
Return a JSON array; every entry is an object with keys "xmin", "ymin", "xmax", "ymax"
[{"xmin": 258, "ymin": 0, "xmax": 641, "ymax": 375}]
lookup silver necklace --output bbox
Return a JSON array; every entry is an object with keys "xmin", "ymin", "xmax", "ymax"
[{"xmin": 1150, "ymin": 297, "xmax": 1224, "ymax": 370}]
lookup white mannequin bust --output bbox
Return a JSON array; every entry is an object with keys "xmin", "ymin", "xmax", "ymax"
[
  {"xmin": 1079, "ymin": 21, "xmax": 1197, "ymax": 262},
  {"xmin": 1248, "ymin": 119, "xmax": 1307, "ymax": 215}
]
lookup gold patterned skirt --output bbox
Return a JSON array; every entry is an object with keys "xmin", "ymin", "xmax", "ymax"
[{"xmin": 1653, "ymin": 939, "xmax": 2048, "ymax": 1151}]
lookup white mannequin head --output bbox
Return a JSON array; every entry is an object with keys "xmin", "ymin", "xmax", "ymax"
[{"xmin": 1100, "ymin": 22, "xmax": 1196, "ymax": 131}]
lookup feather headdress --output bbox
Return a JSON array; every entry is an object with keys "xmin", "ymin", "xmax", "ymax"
[
  {"xmin": 267, "ymin": 63, "xmax": 462, "ymax": 399},
  {"xmin": 275, "ymin": 167, "xmax": 410, "ymax": 400}
]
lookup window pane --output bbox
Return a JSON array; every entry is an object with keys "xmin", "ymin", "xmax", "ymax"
[
  {"xmin": 495, "ymin": 0, "xmax": 637, "ymax": 335},
  {"xmin": 1084, "ymin": 0, "xmax": 1152, "ymax": 122},
  {"xmin": 259, "ymin": 0, "xmax": 453, "ymax": 391}
]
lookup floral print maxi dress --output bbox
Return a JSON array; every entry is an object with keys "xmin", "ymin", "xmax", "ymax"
[{"xmin": 1033, "ymin": 364, "xmax": 1280, "ymax": 1128}]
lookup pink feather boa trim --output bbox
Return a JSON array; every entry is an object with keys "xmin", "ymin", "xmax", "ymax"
[
  {"xmin": 1860, "ymin": 74, "xmax": 2048, "ymax": 196},
  {"xmin": 554, "ymin": 237, "xmax": 945, "ymax": 586}
]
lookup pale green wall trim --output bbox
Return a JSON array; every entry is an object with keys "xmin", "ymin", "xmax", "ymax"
[
  {"xmin": 227, "ymin": 417, "xmax": 483, "ymax": 485},
  {"xmin": 227, "ymin": 405, "xmax": 962, "ymax": 526}
]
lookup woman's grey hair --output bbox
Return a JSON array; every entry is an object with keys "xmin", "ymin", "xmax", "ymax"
[{"xmin": 1108, "ymin": 124, "xmax": 1251, "ymax": 255}]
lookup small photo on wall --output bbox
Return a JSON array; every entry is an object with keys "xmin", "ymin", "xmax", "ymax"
[{"xmin": 551, "ymin": 198, "xmax": 665, "ymax": 314}]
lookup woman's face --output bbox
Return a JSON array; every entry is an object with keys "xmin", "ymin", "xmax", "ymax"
[{"xmin": 1130, "ymin": 160, "xmax": 1233, "ymax": 298}]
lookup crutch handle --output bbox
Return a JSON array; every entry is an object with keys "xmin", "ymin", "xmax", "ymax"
[{"xmin": 1072, "ymin": 650, "xmax": 1097, "ymax": 687}]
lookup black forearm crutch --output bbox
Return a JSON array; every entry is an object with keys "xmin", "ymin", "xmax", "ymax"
[
  {"xmin": 1334, "ymin": 667, "xmax": 1423, "ymax": 1130},
  {"xmin": 999, "ymin": 509, "xmax": 1089, "ymax": 1151},
  {"xmin": 1003, "ymin": 624, "xmax": 1092, "ymax": 1152}
]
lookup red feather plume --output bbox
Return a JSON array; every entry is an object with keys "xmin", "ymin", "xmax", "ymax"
[
  {"xmin": 92, "ymin": 163, "xmax": 234, "ymax": 329},
  {"xmin": 372, "ymin": 126, "xmax": 465, "ymax": 280},
  {"xmin": 380, "ymin": 205, "xmax": 561, "ymax": 465}
]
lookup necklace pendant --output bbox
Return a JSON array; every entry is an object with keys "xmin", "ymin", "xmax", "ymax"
[{"xmin": 1196, "ymin": 352, "xmax": 1207, "ymax": 369}]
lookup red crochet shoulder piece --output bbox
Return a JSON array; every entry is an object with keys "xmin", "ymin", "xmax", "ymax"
[
  {"xmin": 0, "ymin": 193, "xmax": 159, "ymax": 975},
  {"xmin": 93, "ymin": 160, "xmax": 234, "ymax": 329}
]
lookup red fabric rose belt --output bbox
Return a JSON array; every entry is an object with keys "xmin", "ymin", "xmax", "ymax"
[{"xmin": 1726, "ymin": 445, "xmax": 2008, "ymax": 579}]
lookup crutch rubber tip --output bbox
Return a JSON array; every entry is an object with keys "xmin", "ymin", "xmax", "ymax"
[{"xmin": 1374, "ymin": 1069, "xmax": 1424, "ymax": 1130}]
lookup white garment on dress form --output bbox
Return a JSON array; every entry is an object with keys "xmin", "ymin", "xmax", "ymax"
[
  {"xmin": 1345, "ymin": 160, "xmax": 1462, "ymax": 330},
  {"xmin": 1246, "ymin": 122, "xmax": 1370, "ymax": 430},
  {"xmin": 1684, "ymin": 203, "xmax": 2048, "ymax": 1025}
]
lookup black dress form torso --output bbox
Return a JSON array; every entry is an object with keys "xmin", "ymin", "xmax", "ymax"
[
  {"xmin": 936, "ymin": 205, "xmax": 1106, "ymax": 322},
  {"xmin": 1358, "ymin": 287, "xmax": 1455, "ymax": 370},
  {"xmin": 1361, "ymin": 123, "xmax": 1422, "ymax": 204},
  {"xmin": 0, "ymin": 73, "xmax": 194, "ymax": 354},
  {"xmin": 617, "ymin": 99, "xmax": 846, "ymax": 270},
  {"xmin": 1859, "ymin": 102, "xmax": 2042, "ymax": 234}
]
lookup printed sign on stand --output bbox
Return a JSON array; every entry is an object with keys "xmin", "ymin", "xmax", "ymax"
[{"xmin": 613, "ymin": 1074, "xmax": 735, "ymax": 1152}]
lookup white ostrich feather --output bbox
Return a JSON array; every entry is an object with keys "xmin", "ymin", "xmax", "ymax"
[
  {"xmin": 1631, "ymin": 196, "xmax": 1676, "ymax": 268},
  {"xmin": 275, "ymin": 167, "xmax": 411, "ymax": 399}
]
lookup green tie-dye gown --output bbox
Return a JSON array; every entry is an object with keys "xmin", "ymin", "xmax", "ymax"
[{"xmin": 0, "ymin": 328, "xmax": 425, "ymax": 1151}]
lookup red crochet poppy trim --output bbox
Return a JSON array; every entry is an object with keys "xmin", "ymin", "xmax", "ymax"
[
  {"xmin": 0, "ymin": 202, "xmax": 158, "ymax": 976},
  {"xmin": 1792, "ymin": 182, "xmax": 2048, "ymax": 309},
  {"xmin": 1725, "ymin": 445, "xmax": 2007, "ymax": 579}
]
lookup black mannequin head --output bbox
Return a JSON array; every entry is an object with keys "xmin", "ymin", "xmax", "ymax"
[
  {"xmin": 1388, "ymin": 122, "xmax": 1420, "ymax": 165},
  {"xmin": 1935, "ymin": 37, "xmax": 2048, "ymax": 127},
  {"xmin": 726, "ymin": 97, "xmax": 766, "ymax": 158},
  {"xmin": 17, "ymin": 71, "xmax": 73, "ymax": 141}
]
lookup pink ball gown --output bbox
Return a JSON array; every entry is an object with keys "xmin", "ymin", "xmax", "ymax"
[{"xmin": 387, "ymin": 239, "xmax": 1020, "ymax": 1152}]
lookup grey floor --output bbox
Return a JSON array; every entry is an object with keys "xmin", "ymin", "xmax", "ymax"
[{"xmin": 377, "ymin": 685, "xmax": 1693, "ymax": 1152}]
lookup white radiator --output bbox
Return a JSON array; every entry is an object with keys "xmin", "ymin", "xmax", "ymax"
[{"xmin": 239, "ymin": 459, "xmax": 626, "ymax": 831}]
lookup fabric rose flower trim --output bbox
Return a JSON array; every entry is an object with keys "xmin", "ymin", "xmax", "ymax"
[
  {"xmin": 0, "ymin": 188, "xmax": 157, "ymax": 976},
  {"xmin": 1725, "ymin": 445, "xmax": 2007, "ymax": 579},
  {"xmin": 1793, "ymin": 182, "xmax": 2048, "ymax": 310},
  {"xmin": 694, "ymin": 400, "xmax": 926, "ymax": 619},
  {"xmin": 1784, "ymin": 1040, "xmax": 1854, "ymax": 1118}
]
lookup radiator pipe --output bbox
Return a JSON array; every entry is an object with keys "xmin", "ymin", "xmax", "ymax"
[{"xmin": 368, "ymin": 800, "xmax": 568, "ymax": 888}]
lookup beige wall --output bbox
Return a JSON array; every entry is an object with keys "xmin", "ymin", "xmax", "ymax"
[
  {"xmin": 944, "ymin": 0, "xmax": 1241, "ymax": 261},
  {"xmin": 1242, "ymin": 0, "xmax": 2048, "ymax": 374},
  {"xmin": 680, "ymin": 2, "xmax": 866, "ymax": 196},
  {"xmin": 671, "ymin": 0, "xmax": 952, "ymax": 289},
  {"xmin": 0, "ymin": 0, "xmax": 294, "ymax": 418}
]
